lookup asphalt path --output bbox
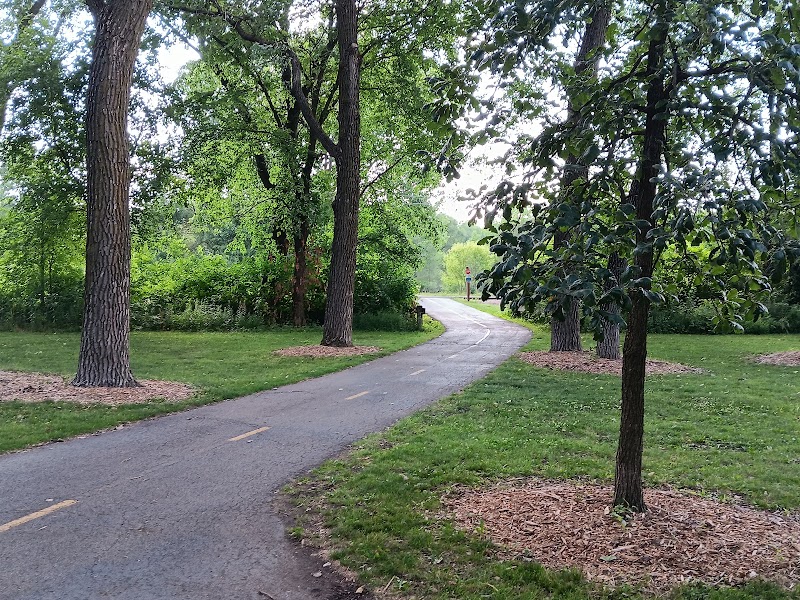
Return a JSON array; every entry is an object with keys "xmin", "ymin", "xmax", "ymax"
[{"xmin": 0, "ymin": 298, "xmax": 530, "ymax": 600}]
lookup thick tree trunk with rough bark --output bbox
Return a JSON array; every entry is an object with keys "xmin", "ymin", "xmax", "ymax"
[
  {"xmin": 597, "ymin": 252, "xmax": 625, "ymax": 359},
  {"xmin": 321, "ymin": 0, "xmax": 361, "ymax": 347},
  {"xmin": 550, "ymin": 4, "xmax": 611, "ymax": 352},
  {"xmin": 73, "ymin": 0, "xmax": 151, "ymax": 387},
  {"xmin": 551, "ymin": 300, "xmax": 583, "ymax": 351},
  {"xmin": 614, "ymin": 3, "xmax": 670, "ymax": 511}
]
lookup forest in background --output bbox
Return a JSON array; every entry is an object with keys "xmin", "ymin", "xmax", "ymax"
[{"xmin": 0, "ymin": 0, "xmax": 469, "ymax": 331}]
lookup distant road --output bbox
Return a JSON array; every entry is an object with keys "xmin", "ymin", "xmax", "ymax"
[{"xmin": 0, "ymin": 298, "xmax": 530, "ymax": 600}]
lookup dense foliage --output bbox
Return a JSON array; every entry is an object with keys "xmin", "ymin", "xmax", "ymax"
[{"xmin": 0, "ymin": 0, "xmax": 453, "ymax": 332}]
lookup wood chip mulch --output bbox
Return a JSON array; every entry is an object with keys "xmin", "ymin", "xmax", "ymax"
[
  {"xmin": 274, "ymin": 345, "xmax": 381, "ymax": 358},
  {"xmin": 446, "ymin": 480, "xmax": 800, "ymax": 592},
  {"xmin": 0, "ymin": 370, "xmax": 195, "ymax": 405},
  {"xmin": 752, "ymin": 351, "xmax": 800, "ymax": 366},
  {"xmin": 518, "ymin": 351, "xmax": 702, "ymax": 376}
]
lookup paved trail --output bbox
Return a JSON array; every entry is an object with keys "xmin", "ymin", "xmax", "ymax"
[{"xmin": 0, "ymin": 298, "xmax": 530, "ymax": 600}]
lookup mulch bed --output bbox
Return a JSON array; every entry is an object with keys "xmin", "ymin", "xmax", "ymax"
[
  {"xmin": 518, "ymin": 351, "xmax": 702, "ymax": 376},
  {"xmin": 274, "ymin": 345, "xmax": 381, "ymax": 358},
  {"xmin": 0, "ymin": 370, "xmax": 195, "ymax": 405},
  {"xmin": 446, "ymin": 479, "xmax": 800, "ymax": 592},
  {"xmin": 752, "ymin": 351, "xmax": 800, "ymax": 366}
]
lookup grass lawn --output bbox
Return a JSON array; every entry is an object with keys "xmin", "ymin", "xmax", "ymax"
[
  {"xmin": 289, "ymin": 305, "xmax": 800, "ymax": 599},
  {"xmin": 0, "ymin": 320, "xmax": 443, "ymax": 453}
]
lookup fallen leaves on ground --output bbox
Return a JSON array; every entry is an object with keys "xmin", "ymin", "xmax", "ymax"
[
  {"xmin": 274, "ymin": 345, "xmax": 380, "ymax": 358},
  {"xmin": 752, "ymin": 351, "xmax": 800, "ymax": 366},
  {"xmin": 446, "ymin": 479, "xmax": 799, "ymax": 592},
  {"xmin": 518, "ymin": 351, "xmax": 702, "ymax": 375},
  {"xmin": 0, "ymin": 370, "xmax": 195, "ymax": 405}
]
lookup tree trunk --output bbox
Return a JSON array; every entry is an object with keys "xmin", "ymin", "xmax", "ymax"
[
  {"xmin": 292, "ymin": 134, "xmax": 318, "ymax": 328},
  {"xmin": 38, "ymin": 230, "xmax": 46, "ymax": 315},
  {"xmin": 550, "ymin": 3, "xmax": 611, "ymax": 352},
  {"xmin": 615, "ymin": 293, "xmax": 648, "ymax": 510},
  {"xmin": 597, "ymin": 252, "xmax": 625, "ymax": 359},
  {"xmin": 613, "ymin": 1, "xmax": 670, "ymax": 510},
  {"xmin": 292, "ymin": 220, "xmax": 309, "ymax": 326},
  {"xmin": 550, "ymin": 300, "xmax": 582, "ymax": 351},
  {"xmin": 321, "ymin": 0, "xmax": 361, "ymax": 347},
  {"xmin": 73, "ymin": 0, "xmax": 152, "ymax": 387}
]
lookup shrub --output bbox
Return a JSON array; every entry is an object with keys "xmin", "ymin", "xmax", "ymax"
[
  {"xmin": 0, "ymin": 271, "xmax": 84, "ymax": 330},
  {"xmin": 353, "ymin": 311, "xmax": 419, "ymax": 331},
  {"xmin": 648, "ymin": 301, "xmax": 800, "ymax": 334}
]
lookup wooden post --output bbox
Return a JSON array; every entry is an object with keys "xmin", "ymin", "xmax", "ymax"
[{"xmin": 415, "ymin": 305, "xmax": 425, "ymax": 330}]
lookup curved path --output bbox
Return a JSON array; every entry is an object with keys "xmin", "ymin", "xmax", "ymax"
[{"xmin": 0, "ymin": 298, "xmax": 530, "ymax": 600}]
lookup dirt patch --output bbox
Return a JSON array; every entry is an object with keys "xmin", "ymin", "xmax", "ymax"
[
  {"xmin": 518, "ymin": 351, "xmax": 702, "ymax": 376},
  {"xmin": 0, "ymin": 370, "xmax": 195, "ymax": 405},
  {"xmin": 752, "ymin": 351, "xmax": 800, "ymax": 366},
  {"xmin": 275, "ymin": 345, "xmax": 381, "ymax": 358},
  {"xmin": 446, "ymin": 480, "xmax": 800, "ymax": 592},
  {"xmin": 275, "ymin": 474, "xmax": 377, "ymax": 600}
]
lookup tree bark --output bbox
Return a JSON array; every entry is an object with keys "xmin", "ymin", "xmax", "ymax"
[
  {"xmin": 292, "ymin": 134, "xmax": 319, "ymax": 327},
  {"xmin": 550, "ymin": 3, "xmax": 611, "ymax": 352},
  {"xmin": 550, "ymin": 300, "xmax": 582, "ymax": 351},
  {"xmin": 321, "ymin": 0, "xmax": 361, "ymax": 347},
  {"xmin": 73, "ymin": 0, "xmax": 152, "ymax": 387},
  {"xmin": 597, "ymin": 252, "xmax": 625, "ymax": 359},
  {"xmin": 615, "ymin": 292, "xmax": 648, "ymax": 510},
  {"xmin": 292, "ymin": 219, "xmax": 309, "ymax": 326},
  {"xmin": 613, "ymin": 1, "xmax": 671, "ymax": 511}
]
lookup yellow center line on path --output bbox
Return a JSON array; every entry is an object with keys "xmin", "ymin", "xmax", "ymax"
[
  {"xmin": 0, "ymin": 500, "xmax": 78, "ymax": 533},
  {"xmin": 345, "ymin": 391, "xmax": 369, "ymax": 400},
  {"xmin": 228, "ymin": 426, "xmax": 271, "ymax": 442},
  {"xmin": 409, "ymin": 369, "xmax": 426, "ymax": 376}
]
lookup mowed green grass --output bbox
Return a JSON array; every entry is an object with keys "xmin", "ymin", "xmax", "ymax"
[
  {"xmin": 0, "ymin": 321, "xmax": 443, "ymax": 453},
  {"xmin": 291, "ymin": 308, "xmax": 800, "ymax": 599}
]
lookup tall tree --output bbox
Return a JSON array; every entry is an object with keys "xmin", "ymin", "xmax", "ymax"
[
  {"xmin": 478, "ymin": 0, "xmax": 800, "ymax": 510},
  {"xmin": 73, "ymin": 0, "xmax": 153, "ymax": 387},
  {"xmin": 613, "ymin": 0, "xmax": 670, "ymax": 509},
  {"xmin": 172, "ymin": 0, "xmax": 461, "ymax": 344},
  {"xmin": 165, "ymin": 34, "xmax": 336, "ymax": 326},
  {"xmin": 550, "ymin": 2, "xmax": 611, "ymax": 353},
  {"xmin": 306, "ymin": 0, "xmax": 360, "ymax": 346},
  {"xmin": 172, "ymin": 0, "xmax": 361, "ymax": 344}
]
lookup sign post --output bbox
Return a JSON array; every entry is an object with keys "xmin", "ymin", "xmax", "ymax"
[{"xmin": 465, "ymin": 266, "xmax": 472, "ymax": 301}]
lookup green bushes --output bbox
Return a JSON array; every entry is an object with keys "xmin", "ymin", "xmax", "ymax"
[
  {"xmin": 742, "ymin": 302, "xmax": 800, "ymax": 334},
  {"xmin": 502, "ymin": 298, "xmax": 800, "ymax": 336},
  {"xmin": 0, "ymin": 270, "xmax": 84, "ymax": 330},
  {"xmin": 352, "ymin": 311, "xmax": 419, "ymax": 331},
  {"xmin": 0, "ymin": 246, "xmax": 421, "ymax": 332},
  {"xmin": 649, "ymin": 301, "xmax": 800, "ymax": 334},
  {"xmin": 130, "ymin": 305, "xmax": 267, "ymax": 331},
  {"xmin": 129, "ymin": 244, "xmax": 309, "ymax": 330},
  {"xmin": 647, "ymin": 302, "xmax": 718, "ymax": 334},
  {"xmin": 354, "ymin": 264, "xmax": 418, "ymax": 315}
]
